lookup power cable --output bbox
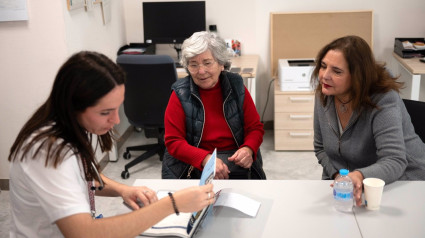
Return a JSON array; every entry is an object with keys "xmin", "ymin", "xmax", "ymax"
[{"xmin": 261, "ymin": 78, "xmax": 275, "ymax": 123}]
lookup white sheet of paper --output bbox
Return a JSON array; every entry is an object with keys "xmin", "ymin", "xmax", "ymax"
[
  {"xmin": 214, "ymin": 191, "xmax": 261, "ymax": 217},
  {"xmin": 176, "ymin": 68, "xmax": 186, "ymax": 73}
]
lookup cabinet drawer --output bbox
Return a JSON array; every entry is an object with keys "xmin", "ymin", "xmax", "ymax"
[
  {"xmin": 275, "ymin": 112, "xmax": 314, "ymax": 129},
  {"xmin": 274, "ymin": 129, "xmax": 314, "ymax": 151},
  {"xmin": 275, "ymin": 94, "xmax": 315, "ymax": 112}
]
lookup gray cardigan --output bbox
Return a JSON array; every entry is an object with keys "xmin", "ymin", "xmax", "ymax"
[{"xmin": 314, "ymin": 90, "xmax": 425, "ymax": 184}]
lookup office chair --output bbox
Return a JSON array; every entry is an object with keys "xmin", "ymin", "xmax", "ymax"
[
  {"xmin": 117, "ymin": 54, "xmax": 177, "ymax": 179},
  {"xmin": 403, "ymin": 98, "xmax": 425, "ymax": 143}
]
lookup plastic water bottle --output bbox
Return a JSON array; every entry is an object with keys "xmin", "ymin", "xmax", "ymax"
[{"xmin": 333, "ymin": 169, "xmax": 353, "ymax": 212}]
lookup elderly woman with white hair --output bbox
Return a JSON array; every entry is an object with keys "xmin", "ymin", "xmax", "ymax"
[{"xmin": 162, "ymin": 31, "xmax": 266, "ymax": 180}]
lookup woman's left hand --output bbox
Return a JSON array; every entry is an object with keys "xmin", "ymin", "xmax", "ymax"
[
  {"xmin": 121, "ymin": 186, "xmax": 158, "ymax": 210},
  {"xmin": 348, "ymin": 171, "xmax": 364, "ymax": 206},
  {"xmin": 228, "ymin": 147, "xmax": 254, "ymax": 168}
]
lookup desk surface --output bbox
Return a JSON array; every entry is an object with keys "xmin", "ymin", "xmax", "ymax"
[
  {"xmin": 392, "ymin": 52, "xmax": 425, "ymax": 74},
  {"xmin": 133, "ymin": 179, "xmax": 361, "ymax": 238},
  {"xmin": 354, "ymin": 181, "xmax": 425, "ymax": 238},
  {"xmin": 177, "ymin": 55, "xmax": 259, "ymax": 79},
  {"xmin": 129, "ymin": 179, "xmax": 425, "ymax": 238}
]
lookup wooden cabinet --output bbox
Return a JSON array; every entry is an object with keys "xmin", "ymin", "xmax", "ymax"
[
  {"xmin": 270, "ymin": 11, "xmax": 372, "ymax": 151},
  {"xmin": 274, "ymin": 80, "xmax": 314, "ymax": 150}
]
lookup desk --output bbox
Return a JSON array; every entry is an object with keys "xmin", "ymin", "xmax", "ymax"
[
  {"xmin": 176, "ymin": 55, "xmax": 259, "ymax": 105},
  {"xmin": 354, "ymin": 181, "xmax": 425, "ymax": 238},
  {"xmin": 131, "ymin": 179, "xmax": 362, "ymax": 238},
  {"xmin": 125, "ymin": 180, "xmax": 425, "ymax": 238},
  {"xmin": 392, "ymin": 52, "xmax": 425, "ymax": 100}
]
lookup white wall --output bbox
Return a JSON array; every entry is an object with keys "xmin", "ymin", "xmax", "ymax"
[
  {"xmin": 0, "ymin": 0, "xmax": 127, "ymax": 180},
  {"xmin": 123, "ymin": 0, "xmax": 259, "ymax": 66},
  {"xmin": 254, "ymin": 0, "xmax": 425, "ymax": 119},
  {"xmin": 123, "ymin": 0, "xmax": 425, "ymax": 122},
  {"xmin": 62, "ymin": 1, "xmax": 130, "ymax": 136},
  {"xmin": 1, "ymin": 0, "xmax": 425, "ymax": 181},
  {"xmin": 0, "ymin": 1, "xmax": 68, "ymax": 181}
]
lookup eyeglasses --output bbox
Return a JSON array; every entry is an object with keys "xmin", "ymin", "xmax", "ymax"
[{"xmin": 187, "ymin": 59, "xmax": 216, "ymax": 73}]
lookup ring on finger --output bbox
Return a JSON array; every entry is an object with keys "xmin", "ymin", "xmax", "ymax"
[
  {"xmin": 144, "ymin": 190, "xmax": 149, "ymax": 194},
  {"xmin": 207, "ymin": 192, "xmax": 211, "ymax": 199}
]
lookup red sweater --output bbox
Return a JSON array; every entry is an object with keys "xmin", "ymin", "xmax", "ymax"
[{"xmin": 164, "ymin": 80, "xmax": 264, "ymax": 170}]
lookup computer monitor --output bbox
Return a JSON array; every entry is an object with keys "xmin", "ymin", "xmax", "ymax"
[{"xmin": 143, "ymin": 1, "xmax": 206, "ymax": 44}]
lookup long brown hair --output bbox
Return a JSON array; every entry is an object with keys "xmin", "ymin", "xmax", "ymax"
[
  {"xmin": 8, "ymin": 51, "xmax": 126, "ymax": 181},
  {"xmin": 311, "ymin": 35, "xmax": 403, "ymax": 111}
]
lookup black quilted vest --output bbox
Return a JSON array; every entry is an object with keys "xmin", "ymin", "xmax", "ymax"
[{"xmin": 171, "ymin": 71, "xmax": 245, "ymax": 147}]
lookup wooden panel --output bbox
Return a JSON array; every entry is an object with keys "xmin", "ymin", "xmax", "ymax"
[
  {"xmin": 270, "ymin": 11, "xmax": 373, "ymax": 77},
  {"xmin": 274, "ymin": 94, "xmax": 315, "ymax": 113},
  {"xmin": 275, "ymin": 112, "xmax": 314, "ymax": 130},
  {"xmin": 274, "ymin": 129, "xmax": 314, "ymax": 150}
]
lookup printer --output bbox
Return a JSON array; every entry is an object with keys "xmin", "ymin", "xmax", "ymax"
[{"xmin": 278, "ymin": 59, "xmax": 315, "ymax": 91}]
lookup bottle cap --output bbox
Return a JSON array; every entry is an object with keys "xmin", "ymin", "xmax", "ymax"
[{"xmin": 339, "ymin": 169, "xmax": 349, "ymax": 176}]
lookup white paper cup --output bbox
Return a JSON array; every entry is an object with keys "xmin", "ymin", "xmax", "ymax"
[{"xmin": 363, "ymin": 178, "xmax": 385, "ymax": 210}]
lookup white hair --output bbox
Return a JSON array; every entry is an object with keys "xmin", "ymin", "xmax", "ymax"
[{"xmin": 180, "ymin": 31, "xmax": 231, "ymax": 70}]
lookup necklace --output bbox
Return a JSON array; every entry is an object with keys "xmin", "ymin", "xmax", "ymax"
[{"xmin": 336, "ymin": 96, "xmax": 352, "ymax": 113}]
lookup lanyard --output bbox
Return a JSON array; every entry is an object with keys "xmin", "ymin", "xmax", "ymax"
[
  {"xmin": 87, "ymin": 180, "xmax": 96, "ymax": 218},
  {"xmin": 86, "ymin": 162, "xmax": 104, "ymax": 219}
]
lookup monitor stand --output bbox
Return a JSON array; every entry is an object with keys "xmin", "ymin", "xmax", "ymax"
[
  {"xmin": 174, "ymin": 44, "xmax": 182, "ymax": 61},
  {"xmin": 173, "ymin": 44, "xmax": 184, "ymax": 68},
  {"xmin": 174, "ymin": 62, "xmax": 183, "ymax": 68}
]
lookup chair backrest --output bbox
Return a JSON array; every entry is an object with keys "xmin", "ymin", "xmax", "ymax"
[
  {"xmin": 117, "ymin": 54, "xmax": 177, "ymax": 129},
  {"xmin": 402, "ymin": 99, "xmax": 425, "ymax": 142}
]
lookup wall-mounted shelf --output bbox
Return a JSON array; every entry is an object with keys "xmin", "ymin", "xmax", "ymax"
[
  {"xmin": 66, "ymin": 0, "xmax": 110, "ymax": 25},
  {"xmin": 67, "ymin": 0, "xmax": 85, "ymax": 11}
]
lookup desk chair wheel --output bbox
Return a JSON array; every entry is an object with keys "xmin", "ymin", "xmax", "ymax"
[
  {"xmin": 121, "ymin": 170, "xmax": 130, "ymax": 179},
  {"xmin": 123, "ymin": 151, "xmax": 131, "ymax": 160}
]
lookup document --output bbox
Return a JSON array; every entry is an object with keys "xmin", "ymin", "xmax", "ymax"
[
  {"xmin": 186, "ymin": 149, "xmax": 217, "ymax": 235},
  {"xmin": 139, "ymin": 191, "xmax": 194, "ymax": 237},
  {"xmin": 138, "ymin": 148, "xmax": 261, "ymax": 237},
  {"xmin": 199, "ymin": 149, "xmax": 216, "ymax": 186},
  {"xmin": 230, "ymin": 67, "xmax": 241, "ymax": 73},
  {"xmin": 121, "ymin": 48, "xmax": 146, "ymax": 54},
  {"xmin": 214, "ymin": 189, "xmax": 261, "ymax": 217},
  {"xmin": 140, "ymin": 149, "xmax": 217, "ymax": 238},
  {"xmin": 242, "ymin": 67, "xmax": 254, "ymax": 74}
]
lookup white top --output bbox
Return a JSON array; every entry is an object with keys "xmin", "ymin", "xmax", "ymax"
[{"xmin": 9, "ymin": 134, "xmax": 91, "ymax": 237}]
